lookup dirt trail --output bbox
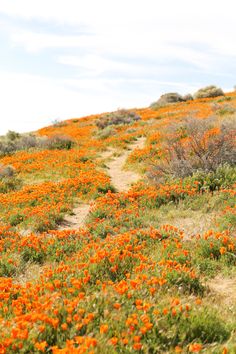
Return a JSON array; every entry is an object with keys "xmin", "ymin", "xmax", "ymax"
[
  {"xmin": 58, "ymin": 203, "xmax": 90, "ymax": 230},
  {"xmin": 58, "ymin": 137, "xmax": 145, "ymax": 230},
  {"xmin": 208, "ymin": 276, "xmax": 236, "ymax": 305},
  {"xmin": 102, "ymin": 137, "xmax": 145, "ymax": 192}
]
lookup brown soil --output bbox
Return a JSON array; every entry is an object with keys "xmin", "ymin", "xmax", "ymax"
[
  {"xmin": 58, "ymin": 203, "xmax": 90, "ymax": 230},
  {"xmin": 207, "ymin": 275, "xmax": 236, "ymax": 306},
  {"xmin": 102, "ymin": 137, "xmax": 145, "ymax": 192}
]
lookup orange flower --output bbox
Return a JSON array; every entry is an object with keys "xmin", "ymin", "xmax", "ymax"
[
  {"xmin": 189, "ymin": 343, "xmax": 202, "ymax": 352},
  {"xmin": 113, "ymin": 303, "xmax": 121, "ymax": 310},
  {"xmin": 100, "ymin": 324, "xmax": 108, "ymax": 334},
  {"xmin": 195, "ymin": 298, "xmax": 202, "ymax": 305},
  {"xmin": 133, "ymin": 343, "xmax": 142, "ymax": 350},
  {"xmin": 35, "ymin": 341, "xmax": 47, "ymax": 352},
  {"xmin": 220, "ymin": 247, "xmax": 226, "ymax": 255},
  {"xmin": 163, "ymin": 308, "xmax": 168, "ymax": 315},
  {"xmin": 61, "ymin": 323, "xmax": 68, "ymax": 331},
  {"xmin": 109, "ymin": 337, "xmax": 118, "ymax": 346}
]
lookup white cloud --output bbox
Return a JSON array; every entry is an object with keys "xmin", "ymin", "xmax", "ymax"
[
  {"xmin": 9, "ymin": 30, "xmax": 90, "ymax": 53},
  {"xmin": 0, "ymin": 0, "xmax": 236, "ymax": 134},
  {"xmin": 2, "ymin": 0, "xmax": 236, "ymax": 59}
]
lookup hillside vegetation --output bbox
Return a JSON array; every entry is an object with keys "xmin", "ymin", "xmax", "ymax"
[{"xmin": 0, "ymin": 90, "xmax": 236, "ymax": 353}]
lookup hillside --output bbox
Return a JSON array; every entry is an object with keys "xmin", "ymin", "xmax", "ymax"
[{"xmin": 0, "ymin": 90, "xmax": 236, "ymax": 353}]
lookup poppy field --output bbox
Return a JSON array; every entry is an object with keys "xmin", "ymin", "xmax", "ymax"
[{"xmin": 0, "ymin": 92, "xmax": 236, "ymax": 353}]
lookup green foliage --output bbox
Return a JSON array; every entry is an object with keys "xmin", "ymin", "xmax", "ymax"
[
  {"xmin": 187, "ymin": 165, "xmax": 236, "ymax": 193},
  {"xmin": 166, "ymin": 270, "xmax": 204, "ymax": 295},
  {"xmin": 96, "ymin": 184, "xmax": 116, "ymax": 195},
  {"xmin": 216, "ymin": 104, "xmax": 236, "ymax": 116},
  {"xmin": 9, "ymin": 213, "xmax": 24, "ymax": 226},
  {"xmin": 182, "ymin": 308, "xmax": 230, "ymax": 343},
  {"xmin": 21, "ymin": 246, "xmax": 46, "ymax": 264},
  {"xmin": 0, "ymin": 177, "xmax": 22, "ymax": 193},
  {"xmin": 0, "ymin": 257, "xmax": 18, "ymax": 277}
]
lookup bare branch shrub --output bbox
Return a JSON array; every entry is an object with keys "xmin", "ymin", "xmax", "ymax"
[
  {"xmin": 42, "ymin": 134, "xmax": 75, "ymax": 150},
  {"xmin": 96, "ymin": 109, "xmax": 140, "ymax": 129},
  {"xmin": 0, "ymin": 132, "xmax": 74, "ymax": 156},
  {"xmin": 148, "ymin": 117, "xmax": 236, "ymax": 184}
]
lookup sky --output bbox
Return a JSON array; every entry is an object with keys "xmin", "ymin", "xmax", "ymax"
[{"xmin": 0, "ymin": 0, "xmax": 236, "ymax": 135}]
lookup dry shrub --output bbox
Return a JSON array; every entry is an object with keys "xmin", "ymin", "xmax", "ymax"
[
  {"xmin": 212, "ymin": 103, "xmax": 236, "ymax": 116},
  {"xmin": 0, "ymin": 133, "xmax": 43, "ymax": 156},
  {"xmin": 96, "ymin": 126, "xmax": 117, "ymax": 140},
  {"xmin": 43, "ymin": 134, "xmax": 75, "ymax": 150},
  {"xmin": 150, "ymin": 92, "xmax": 194, "ymax": 109},
  {"xmin": 148, "ymin": 117, "xmax": 236, "ymax": 183},
  {"xmin": 6, "ymin": 130, "xmax": 20, "ymax": 141},
  {"xmin": 193, "ymin": 85, "xmax": 224, "ymax": 99},
  {"xmin": 96, "ymin": 109, "xmax": 140, "ymax": 129},
  {"xmin": 0, "ymin": 164, "xmax": 15, "ymax": 178},
  {"xmin": 0, "ymin": 132, "xmax": 74, "ymax": 155},
  {"xmin": 0, "ymin": 164, "xmax": 22, "ymax": 193}
]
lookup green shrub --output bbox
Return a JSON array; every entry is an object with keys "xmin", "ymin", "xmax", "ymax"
[
  {"xmin": 0, "ymin": 258, "xmax": 18, "ymax": 277},
  {"xmin": 9, "ymin": 213, "xmax": 24, "ymax": 226},
  {"xmin": 21, "ymin": 247, "xmax": 46, "ymax": 264},
  {"xmin": 96, "ymin": 184, "xmax": 116, "ymax": 194},
  {"xmin": 187, "ymin": 165, "xmax": 236, "ymax": 193},
  {"xmin": 0, "ymin": 177, "xmax": 22, "ymax": 193},
  {"xmin": 166, "ymin": 270, "xmax": 204, "ymax": 295},
  {"xmin": 211, "ymin": 103, "xmax": 236, "ymax": 115},
  {"xmin": 183, "ymin": 308, "xmax": 230, "ymax": 343}
]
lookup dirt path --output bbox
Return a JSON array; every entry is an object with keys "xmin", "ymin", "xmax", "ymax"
[
  {"xmin": 57, "ymin": 137, "xmax": 145, "ymax": 230},
  {"xmin": 102, "ymin": 137, "xmax": 145, "ymax": 192},
  {"xmin": 207, "ymin": 275, "xmax": 236, "ymax": 306},
  {"xmin": 58, "ymin": 202, "xmax": 90, "ymax": 230}
]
